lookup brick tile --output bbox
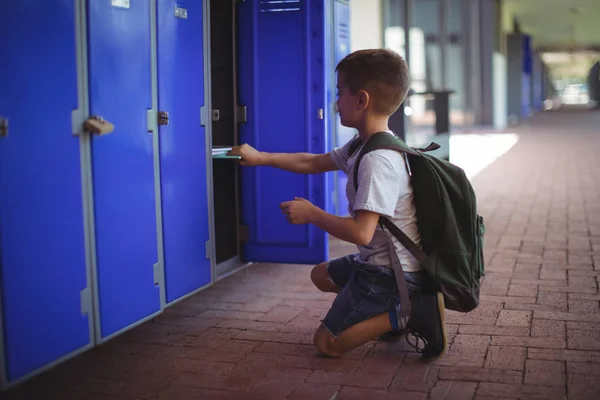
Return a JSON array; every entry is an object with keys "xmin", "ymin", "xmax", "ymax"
[
  {"xmin": 113, "ymin": 370, "xmax": 180, "ymax": 399},
  {"xmin": 540, "ymin": 267, "xmax": 567, "ymax": 280},
  {"xmin": 446, "ymin": 303, "xmax": 503, "ymax": 325},
  {"xmin": 567, "ymin": 321, "xmax": 600, "ymax": 331},
  {"xmin": 504, "ymin": 302, "xmax": 566, "ymax": 312},
  {"xmin": 481, "ymin": 275, "xmax": 511, "ymax": 296},
  {"xmin": 543, "ymin": 250, "xmax": 567, "ymax": 263},
  {"xmin": 279, "ymin": 314, "xmax": 322, "ymax": 334},
  {"xmin": 481, "ymin": 295, "xmax": 536, "ymax": 303},
  {"xmin": 389, "ymin": 354, "xmax": 439, "ymax": 392},
  {"xmin": 537, "ymin": 291, "xmax": 568, "ymax": 309},
  {"xmin": 569, "ymin": 299, "xmax": 599, "ymax": 313},
  {"xmin": 534, "ymin": 310, "xmax": 600, "ymax": 322},
  {"xmin": 287, "ymin": 383, "xmax": 341, "ymax": 400},
  {"xmin": 277, "ymin": 355, "xmax": 360, "ymax": 372},
  {"xmin": 186, "ymin": 328, "xmax": 242, "ymax": 349},
  {"xmin": 568, "ymin": 361, "xmax": 600, "ymax": 376},
  {"xmin": 496, "ymin": 310, "xmax": 532, "ymax": 327},
  {"xmin": 477, "ymin": 382, "xmax": 565, "ymax": 400},
  {"xmin": 337, "ymin": 387, "xmax": 427, "ymax": 400},
  {"xmin": 235, "ymin": 330, "xmax": 308, "ymax": 344},
  {"xmin": 569, "ymin": 293, "xmax": 600, "ymax": 301},
  {"xmin": 205, "ymin": 340, "xmax": 259, "ymax": 362},
  {"xmin": 568, "ymin": 329, "xmax": 600, "ymax": 350},
  {"xmin": 307, "ymin": 370, "xmax": 391, "ymax": 389},
  {"xmin": 253, "ymin": 342, "xmax": 318, "ymax": 357},
  {"xmin": 513, "ymin": 263, "xmax": 540, "ymax": 279},
  {"xmin": 355, "ymin": 351, "xmax": 405, "ymax": 377},
  {"xmin": 439, "ymin": 367, "xmax": 522, "ymax": 384},
  {"xmin": 258, "ymin": 305, "xmax": 301, "ymax": 323},
  {"xmin": 490, "ymin": 336, "xmax": 565, "ymax": 349},
  {"xmin": 197, "ymin": 309, "xmax": 266, "ymax": 321},
  {"xmin": 231, "ymin": 351, "xmax": 284, "ymax": 375},
  {"xmin": 459, "ymin": 325, "xmax": 529, "ymax": 337},
  {"xmin": 451, "ymin": 334, "xmax": 491, "ymax": 354},
  {"xmin": 568, "ymin": 374, "xmax": 600, "ymax": 400},
  {"xmin": 430, "ymin": 381, "xmax": 477, "ymax": 400},
  {"xmin": 528, "ymin": 348, "xmax": 600, "ymax": 363},
  {"xmin": 485, "ymin": 346, "xmax": 526, "ymax": 370},
  {"xmin": 531, "ymin": 319, "xmax": 565, "ymax": 338},
  {"xmin": 434, "ymin": 352, "xmax": 487, "ymax": 368},
  {"xmin": 158, "ymin": 386, "xmax": 265, "ymax": 400},
  {"xmin": 524, "ymin": 359, "xmax": 565, "ymax": 386},
  {"xmin": 215, "ymin": 319, "xmax": 282, "ymax": 332},
  {"xmin": 539, "ymin": 284, "xmax": 598, "ymax": 294},
  {"xmin": 569, "ymin": 252, "xmax": 594, "ymax": 265},
  {"xmin": 248, "ymin": 367, "xmax": 311, "ymax": 399},
  {"xmin": 507, "ymin": 283, "xmax": 538, "ymax": 297}
]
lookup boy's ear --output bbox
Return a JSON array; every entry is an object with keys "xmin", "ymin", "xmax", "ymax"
[{"xmin": 357, "ymin": 90, "xmax": 370, "ymax": 111}]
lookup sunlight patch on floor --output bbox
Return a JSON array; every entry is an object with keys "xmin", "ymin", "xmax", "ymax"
[{"xmin": 450, "ymin": 133, "xmax": 520, "ymax": 179}]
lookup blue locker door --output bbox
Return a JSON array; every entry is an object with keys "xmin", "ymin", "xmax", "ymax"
[
  {"xmin": 333, "ymin": 0, "xmax": 353, "ymax": 217},
  {"xmin": 157, "ymin": 0, "xmax": 211, "ymax": 303},
  {"xmin": 238, "ymin": 0, "xmax": 329, "ymax": 264},
  {"xmin": 0, "ymin": 1, "xmax": 90, "ymax": 382},
  {"xmin": 88, "ymin": 0, "xmax": 161, "ymax": 338}
]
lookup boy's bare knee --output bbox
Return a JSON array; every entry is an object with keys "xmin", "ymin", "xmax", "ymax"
[
  {"xmin": 313, "ymin": 327, "xmax": 342, "ymax": 358},
  {"xmin": 311, "ymin": 262, "xmax": 336, "ymax": 292}
]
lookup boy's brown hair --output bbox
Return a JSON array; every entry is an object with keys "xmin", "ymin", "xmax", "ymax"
[{"xmin": 336, "ymin": 49, "xmax": 410, "ymax": 116}]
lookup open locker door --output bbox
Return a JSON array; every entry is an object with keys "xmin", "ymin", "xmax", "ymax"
[{"xmin": 237, "ymin": 0, "xmax": 329, "ymax": 265}]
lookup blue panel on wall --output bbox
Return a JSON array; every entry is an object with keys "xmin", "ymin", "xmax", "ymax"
[
  {"xmin": 88, "ymin": 0, "xmax": 161, "ymax": 337},
  {"xmin": 0, "ymin": 1, "xmax": 90, "ymax": 381},
  {"xmin": 237, "ymin": 0, "xmax": 328, "ymax": 264},
  {"xmin": 157, "ymin": 0, "xmax": 211, "ymax": 303},
  {"xmin": 324, "ymin": 0, "xmax": 336, "ymax": 216},
  {"xmin": 333, "ymin": 0, "xmax": 353, "ymax": 217}
]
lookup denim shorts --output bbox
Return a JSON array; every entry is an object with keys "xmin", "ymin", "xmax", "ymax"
[{"xmin": 322, "ymin": 254, "xmax": 430, "ymax": 338}]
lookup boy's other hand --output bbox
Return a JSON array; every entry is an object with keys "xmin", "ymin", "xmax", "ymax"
[
  {"xmin": 280, "ymin": 197, "xmax": 317, "ymax": 224},
  {"xmin": 228, "ymin": 144, "xmax": 263, "ymax": 166}
]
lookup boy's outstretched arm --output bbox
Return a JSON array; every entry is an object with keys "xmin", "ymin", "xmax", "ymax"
[
  {"xmin": 280, "ymin": 198, "xmax": 379, "ymax": 246},
  {"xmin": 228, "ymin": 144, "xmax": 338, "ymax": 174}
]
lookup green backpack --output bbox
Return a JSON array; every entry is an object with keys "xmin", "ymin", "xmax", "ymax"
[{"xmin": 350, "ymin": 132, "xmax": 485, "ymax": 318}]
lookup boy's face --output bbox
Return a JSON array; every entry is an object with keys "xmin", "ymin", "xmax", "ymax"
[{"xmin": 336, "ymin": 72, "xmax": 364, "ymax": 128}]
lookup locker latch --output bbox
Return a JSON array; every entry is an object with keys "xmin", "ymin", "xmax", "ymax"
[
  {"xmin": 212, "ymin": 109, "xmax": 220, "ymax": 122},
  {"xmin": 0, "ymin": 117, "xmax": 8, "ymax": 138},
  {"xmin": 157, "ymin": 111, "xmax": 169, "ymax": 126},
  {"xmin": 84, "ymin": 116, "xmax": 114, "ymax": 135}
]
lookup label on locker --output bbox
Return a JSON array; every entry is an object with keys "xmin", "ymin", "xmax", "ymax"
[{"xmin": 111, "ymin": 0, "xmax": 130, "ymax": 9}]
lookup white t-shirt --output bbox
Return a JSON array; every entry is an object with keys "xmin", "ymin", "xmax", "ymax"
[{"xmin": 330, "ymin": 133, "xmax": 423, "ymax": 272}]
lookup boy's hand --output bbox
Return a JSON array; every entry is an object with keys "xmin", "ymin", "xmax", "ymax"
[
  {"xmin": 280, "ymin": 197, "xmax": 318, "ymax": 224},
  {"xmin": 228, "ymin": 144, "xmax": 263, "ymax": 166}
]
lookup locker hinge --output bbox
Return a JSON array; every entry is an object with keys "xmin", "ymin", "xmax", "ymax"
[
  {"xmin": 200, "ymin": 106, "xmax": 209, "ymax": 127},
  {"xmin": 205, "ymin": 240, "xmax": 212, "ymax": 260},
  {"xmin": 0, "ymin": 117, "xmax": 8, "ymax": 137},
  {"xmin": 153, "ymin": 263, "xmax": 161, "ymax": 286},
  {"xmin": 80, "ymin": 288, "xmax": 92, "ymax": 316},
  {"xmin": 238, "ymin": 225, "xmax": 249, "ymax": 242},
  {"xmin": 147, "ymin": 109, "xmax": 158, "ymax": 133},
  {"xmin": 157, "ymin": 111, "xmax": 169, "ymax": 126},
  {"xmin": 236, "ymin": 105, "xmax": 248, "ymax": 124}
]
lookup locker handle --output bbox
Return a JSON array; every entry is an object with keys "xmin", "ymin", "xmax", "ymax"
[{"xmin": 84, "ymin": 116, "xmax": 114, "ymax": 136}]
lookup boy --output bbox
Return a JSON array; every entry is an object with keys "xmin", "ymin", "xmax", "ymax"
[{"xmin": 229, "ymin": 49, "xmax": 447, "ymax": 362}]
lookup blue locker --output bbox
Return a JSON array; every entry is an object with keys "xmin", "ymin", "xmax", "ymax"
[
  {"xmin": 157, "ymin": 0, "xmax": 212, "ymax": 303},
  {"xmin": 0, "ymin": 1, "xmax": 91, "ymax": 382},
  {"xmin": 237, "ymin": 0, "xmax": 329, "ymax": 264},
  {"xmin": 87, "ymin": 0, "xmax": 161, "ymax": 338},
  {"xmin": 333, "ymin": 0, "xmax": 353, "ymax": 217}
]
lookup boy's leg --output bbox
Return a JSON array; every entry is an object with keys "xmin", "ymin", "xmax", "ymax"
[
  {"xmin": 313, "ymin": 311, "xmax": 392, "ymax": 357},
  {"xmin": 310, "ymin": 255, "xmax": 358, "ymax": 294},
  {"xmin": 312, "ymin": 260, "xmax": 403, "ymax": 357}
]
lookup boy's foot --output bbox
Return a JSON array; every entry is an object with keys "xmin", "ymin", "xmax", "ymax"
[{"xmin": 405, "ymin": 292, "xmax": 447, "ymax": 362}]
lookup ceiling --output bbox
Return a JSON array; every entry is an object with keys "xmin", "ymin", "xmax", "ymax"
[{"xmin": 504, "ymin": 0, "xmax": 600, "ymax": 52}]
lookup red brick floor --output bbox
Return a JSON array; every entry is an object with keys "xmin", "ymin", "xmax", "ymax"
[{"xmin": 5, "ymin": 108, "xmax": 600, "ymax": 399}]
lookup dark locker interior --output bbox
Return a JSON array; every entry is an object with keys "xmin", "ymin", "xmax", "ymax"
[{"xmin": 210, "ymin": 0, "xmax": 241, "ymax": 265}]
